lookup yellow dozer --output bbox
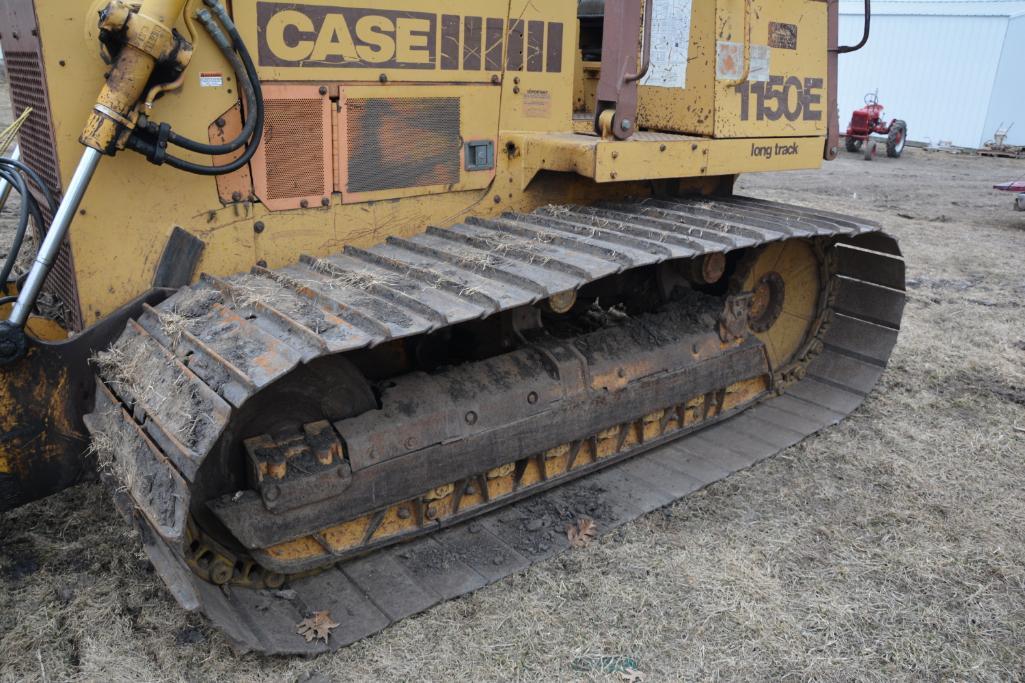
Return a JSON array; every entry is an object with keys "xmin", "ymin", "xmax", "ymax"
[{"xmin": 0, "ymin": 0, "xmax": 902, "ymax": 653}]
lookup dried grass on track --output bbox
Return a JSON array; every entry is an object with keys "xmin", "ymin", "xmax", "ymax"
[{"xmin": 1, "ymin": 70, "xmax": 1024, "ymax": 681}]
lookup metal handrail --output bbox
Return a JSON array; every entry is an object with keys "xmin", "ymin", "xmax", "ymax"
[{"xmin": 839, "ymin": 0, "xmax": 871, "ymax": 53}]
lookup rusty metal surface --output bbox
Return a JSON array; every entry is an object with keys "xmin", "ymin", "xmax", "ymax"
[
  {"xmin": 0, "ymin": 290, "xmax": 169, "ymax": 512},
  {"xmin": 83, "ymin": 197, "xmax": 902, "ymax": 655}
]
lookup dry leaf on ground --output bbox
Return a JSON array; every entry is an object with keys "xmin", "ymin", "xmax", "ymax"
[
  {"xmin": 296, "ymin": 611, "xmax": 339, "ymax": 643},
  {"xmin": 567, "ymin": 517, "xmax": 597, "ymax": 548}
]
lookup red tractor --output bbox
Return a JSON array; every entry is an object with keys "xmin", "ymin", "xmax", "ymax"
[{"xmin": 845, "ymin": 90, "xmax": 908, "ymax": 160}]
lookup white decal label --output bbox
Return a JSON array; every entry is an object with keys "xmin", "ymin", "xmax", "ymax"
[
  {"xmin": 199, "ymin": 72, "xmax": 224, "ymax": 88},
  {"xmin": 641, "ymin": 0, "xmax": 694, "ymax": 89},
  {"xmin": 749, "ymin": 45, "xmax": 771, "ymax": 82},
  {"xmin": 716, "ymin": 42, "xmax": 771, "ymax": 82}
]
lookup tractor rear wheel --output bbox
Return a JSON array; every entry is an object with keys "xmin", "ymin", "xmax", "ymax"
[
  {"xmin": 887, "ymin": 120, "xmax": 907, "ymax": 158},
  {"xmin": 845, "ymin": 136, "xmax": 862, "ymax": 153}
]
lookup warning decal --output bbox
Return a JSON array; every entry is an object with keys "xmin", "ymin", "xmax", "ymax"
[{"xmin": 641, "ymin": 0, "xmax": 694, "ymax": 89}]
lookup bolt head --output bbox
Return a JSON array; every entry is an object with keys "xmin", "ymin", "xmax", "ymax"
[
  {"xmin": 253, "ymin": 221, "xmax": 265, "ymax": 233},
  {"xmin": 620, "ymin": 119, "xmax": 632, "ymax": 131}
]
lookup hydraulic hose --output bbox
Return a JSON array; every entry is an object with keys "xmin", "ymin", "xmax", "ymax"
[
  {"xmin": 158, "ymin": 9, "xmax": 258, "ymax": 155},
  {"xmin": 127, "ymin": 0, "xmax": 264, "ymax": 176},
  {"xmin": 0, "ymin": 157, "xmax": 57, "ymax": 296}
]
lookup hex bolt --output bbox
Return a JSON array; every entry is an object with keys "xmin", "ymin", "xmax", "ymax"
[
  {"xmin": 300, "ymin": 199, "xmax": 309, "ymax": 209},
  {"xmin": 465, "ymin": 483, "xmax": 477, "ymax": 495},
  {"xmin": 232, "ymin": 191, "xmax": 242, "ymax": 202},
  {"xmin": 264, "ymin": 484, "xmax": 281, "ymax": 502},
  {"xmin": 620, "ymin": 118, "xmax": 632, "ymax": 131},
  {"xmin": 216, "ymin": 117, "xmax": 226, "ymax": 128},
  {"xmin": 426, "ymin": 505, "xmax": 439, "ymax": 520},
  {"xmin": 660, "ymin": 144, "xmax": 667, "ymax": 152},
  {"xmin": 527, "ymin": 391, "xmax": 538, "ymax": 405},
  {"xmin": 379, "ymin": 73, "xmax": 388, "ymax": 83},
  {"xmin": 465, "ymin": 411, "xmax": 478, "ymax": 425},
  {"xmin": 494, "ymin": 195, "xmax": 502, "ymax": 204},
  {"xmin": 491, "ymin": 74, "xmax": 501, "ymax": 85},
  {"xmin": 404, "ymin": 436, "xmax": 417, "ymax": 449},
  {"xmin": 321, "ymin": 197, "xmax": 330, "ymax": 207},
  {"xmin": 513, "ymin": 86, "xmax": 520, "ymax": 94},
  {"xmin": 256, "ymin": 259, "xmax": 268, "ymax": 268},
  {"xmin": 397, "ymin": 507, "xmax": 411, "ymax": 520},
  {"xmin": 691, "ymin": 143, "xmax": 699, "ymax": 151},
  {"xmin": 319, "ymin": 86, "xmax": 328, "ymax": 95},
  {"xmin": 253, "ymin": 221, "xmax": 265, "ymax": 234},
  {"xmin": 611, "ymin": 151, "xmax": 619, "ymax": 159}
]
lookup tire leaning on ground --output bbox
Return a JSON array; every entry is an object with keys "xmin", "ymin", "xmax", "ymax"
[
  {"xmin": 845, "ymin": 136, "xmax": 862, "ymax": 153},
  {"xmin": 887, "ymin": 120, "xmax": 908, "ymax": 158}
]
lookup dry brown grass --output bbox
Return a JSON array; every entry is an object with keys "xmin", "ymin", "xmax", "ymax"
[{"xmin": 2, "ymin": 72, "xmax": 1025, "ymax": 680}]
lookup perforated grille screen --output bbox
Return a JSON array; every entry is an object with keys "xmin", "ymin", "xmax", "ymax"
[
  {"xmin": 5, "ymin": 51, "xmax": 60, "ymax": 194},
  {"xmin": 346, "ymin": 98, "xmax": 461, "ymax": 194},
  {"xmin": 5, "ymin": 49, "xmax": 83, "ymax": 330},
  {"xmin": 263, "ymin": 98, "xmax": 327, "ymax": 201},
  {"xmin": 38, "ymin": 202, "xmax": 83, "ymax": 332}
]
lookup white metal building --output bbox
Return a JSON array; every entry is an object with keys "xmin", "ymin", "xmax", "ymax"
[{"xmin": 839, "ymin": 0, "xmax": 1025, "ymax": 147}]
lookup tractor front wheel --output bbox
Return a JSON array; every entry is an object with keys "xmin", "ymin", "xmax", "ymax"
[
  {"xmin": 887, "ymin": 120, "xmax": 908, "ymax": 158},
  {"xmin": 845, "ymin": 136, "xmax": 863, "ymax": 153}
]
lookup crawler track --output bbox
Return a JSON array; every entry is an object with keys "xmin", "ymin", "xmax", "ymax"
[{"xmin": 85, "ymin": 196, "xmax": 905, "ymax": 654}]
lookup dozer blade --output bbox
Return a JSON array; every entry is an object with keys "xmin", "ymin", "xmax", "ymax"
[{"xmin": 84, "ymin": 195, "xmax": 905, "ymax": 654}]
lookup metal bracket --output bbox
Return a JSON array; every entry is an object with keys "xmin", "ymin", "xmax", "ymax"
[{"xmin": 592, "ymin": 0, "xmax": 653, "ymax": 141}]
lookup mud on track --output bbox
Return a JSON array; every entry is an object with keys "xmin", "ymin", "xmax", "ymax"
[{"xmin": 1, "ymin": 73, "xmax": 1024, "ymax": 681}]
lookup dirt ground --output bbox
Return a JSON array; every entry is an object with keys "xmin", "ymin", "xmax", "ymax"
[{"xmin": 1, "ymin": 73, "xmax": 1024, "ymax": 682}]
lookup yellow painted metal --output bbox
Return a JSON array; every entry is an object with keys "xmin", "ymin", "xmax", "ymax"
[
  {"xmin": 21, "ymin": 0, "xmax": 830, "ymax": 328},
  {"xmin": 744, "ymin": 239, "xmax": 821, "ymax": 369},
  {"xmin": 79, "ymin": 0, "xmax": 192, "ymax": 152},
  {"xmin": 507, "ymin": 131, "xmax": 821, "ymax": 187},
  {"xmin": 497, "ymin": 0, "xmax": 577, "ymax": 134},
  {"xmin": 235, "ymin": 0, "xmax": 516, "ymax": 84},
  {"xmin": 636, "ymin": 0, "xmax": 718, "ymax": 136},
  {"xmin": 713, "ymin": 0, "xmax": 828, "ymax": 139},
  {"xmin": 257, "ymin": 374, "xmax": 771, "ymax": 568},
  {"xmin": 335, "ymin": 83, "xmax": 501, "ymax": 204}
]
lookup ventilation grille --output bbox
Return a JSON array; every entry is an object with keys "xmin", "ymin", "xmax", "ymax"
[
  {"xmin": 5, "ymin": 51, "xmax": 61, "ymax": 194},
  {"xmin": 5, "ymin": 50, "xmax": 82, "ymax": 330},
  {"xmin": 38, "ymin": 202, "xmax": 83, "ymax": 332},
  {"xmin": 346, "ymin": 98, "xmax": 461, "ymax": 194},
  {"xmin": 263, "ymin": 98, "xmax": 327, "ymax": 201}
]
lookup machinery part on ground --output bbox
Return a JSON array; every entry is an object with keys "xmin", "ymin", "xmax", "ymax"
[
  {"xmin": 863, "ymin": 141, "xmax": 875, "ymax": 161},
  {"xmin": 886, "ymin": 120, "xmax": 907, "ymax": 158},
  {"xmin": 992, "ymin": 181, "xmax": 1025, "ymax": 211},
  {"xmin": 85, "ymin": 195, "xmax": 906, "ymax": 654}
]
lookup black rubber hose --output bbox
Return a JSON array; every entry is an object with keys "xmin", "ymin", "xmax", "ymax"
[
  {"xmin": 161, "ymin": 9, "xmax": 258, "ymax": 155},
  {"xmin": 0, "ymin": 157, "xmax": 57, "ymax": 214},
  {"xmin": 132, "ymin": 0, "xmax": 265, "ymax": 176},
  {"xmin": 0, "ymin": 165, "xmax": 33, "ymax": 294}
]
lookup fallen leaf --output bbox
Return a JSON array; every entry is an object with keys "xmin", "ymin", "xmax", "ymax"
[
  {"xmin": 296, "ymin": 611, "xmax": 340, "ymax": 644},
  {"xmin": 620, "ymin": 668, "xmax": 646, "ymax": 682},
  {"xmin": 567, "ymin": 517, "xmax": 597, "ymax": 548}
]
